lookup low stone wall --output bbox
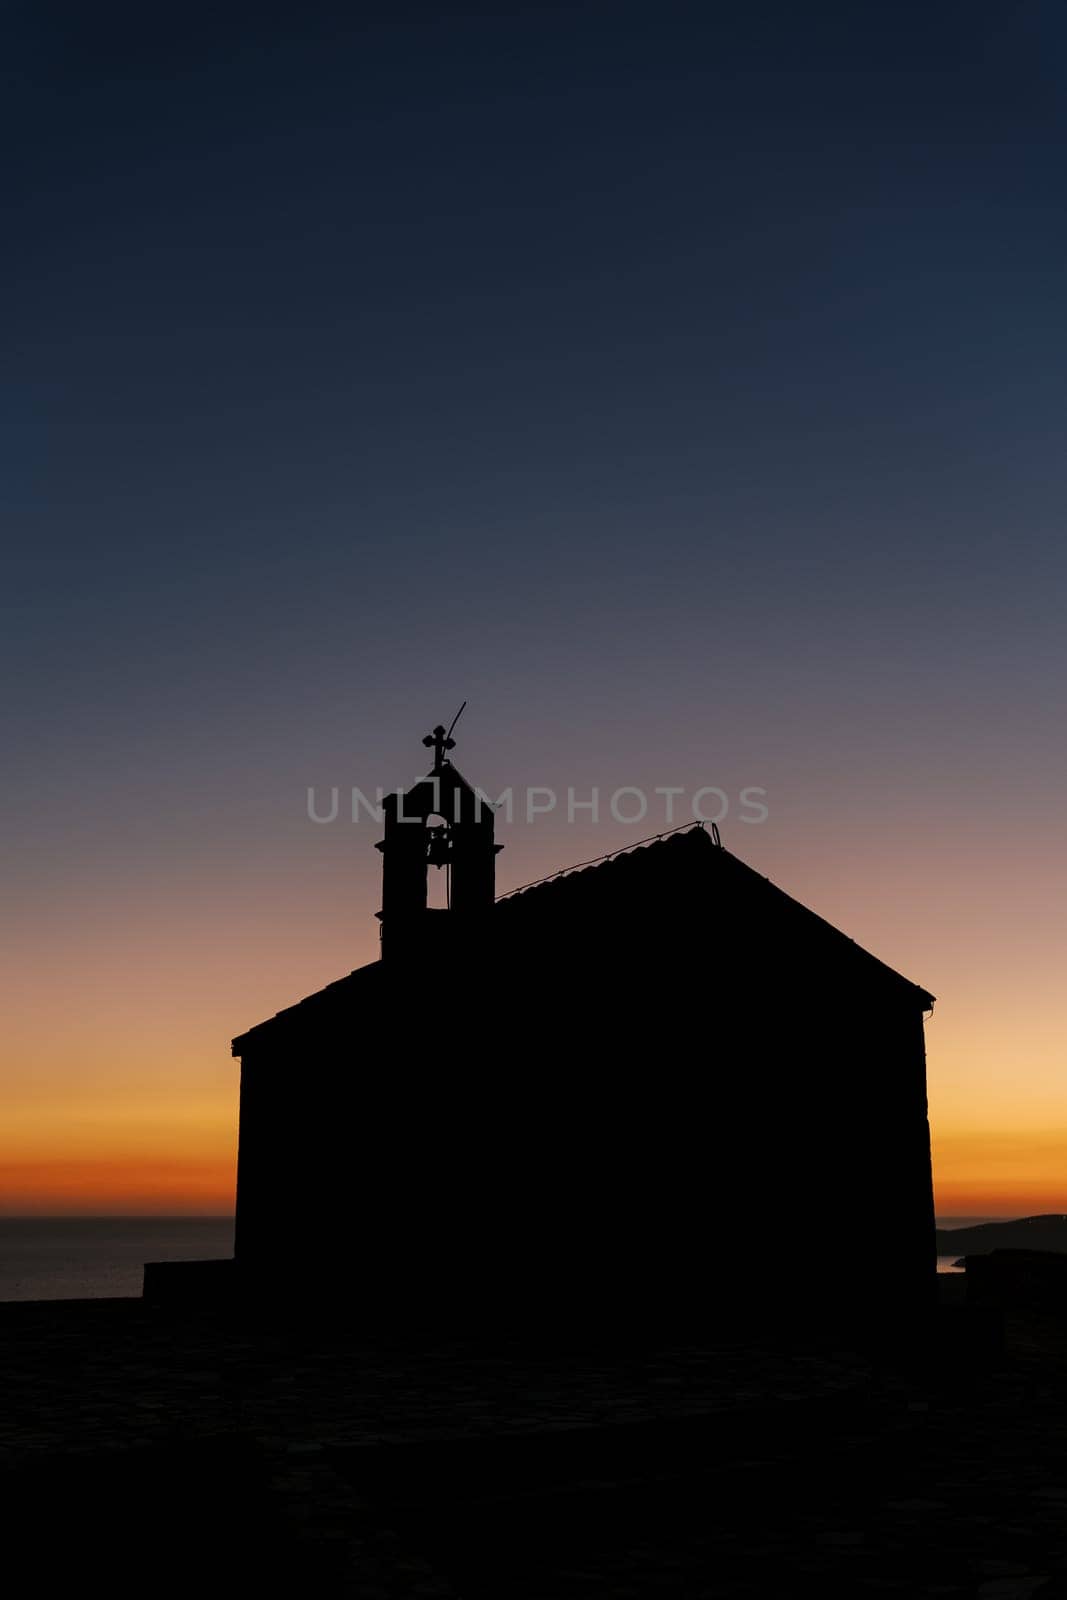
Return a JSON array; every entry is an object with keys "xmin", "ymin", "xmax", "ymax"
[{"xmin": 142, "ymin": 1257, "xmax": 236, "ymax": 1306}]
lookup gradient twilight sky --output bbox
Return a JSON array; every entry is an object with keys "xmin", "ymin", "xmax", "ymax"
[{"xmin": 4, "ymin": 2, "xmax": 1066, "ymax": 1215}]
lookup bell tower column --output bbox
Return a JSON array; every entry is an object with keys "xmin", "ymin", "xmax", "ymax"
[{"xmin": 375, "ymin": 716, "xmax": 502, "ymax": 958}]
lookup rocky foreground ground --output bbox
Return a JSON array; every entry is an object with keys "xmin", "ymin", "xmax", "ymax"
[{"xmin": 2, "ymin": 1280, "xmax": 1067, "ymax": 1597}]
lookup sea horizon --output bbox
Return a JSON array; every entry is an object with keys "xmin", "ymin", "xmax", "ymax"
[
  {"xmin": 0, "ymin": 1212, "xmax": 1033, "ymax": 1303},
  {"xmin": 0, "ymin": 1216, "xmax": 236, "ymax": 1303}
]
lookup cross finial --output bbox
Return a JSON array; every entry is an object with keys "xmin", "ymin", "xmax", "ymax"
[{"xmin": 422, "ymin": 723, "xmax": 456, "ymax": 772}]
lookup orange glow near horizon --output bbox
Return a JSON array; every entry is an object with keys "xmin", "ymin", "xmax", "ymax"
[
  {"xmin": 3, "ymin": 802, "xmax": 1066, "ymax": 1220},
  {"xmin": 0, "ymin": 1163, "xmax": 235, "ymax": 1216},
  {"xmin": 2, "ymin": 1074, "xmax": 238, "ymax": 1215}
]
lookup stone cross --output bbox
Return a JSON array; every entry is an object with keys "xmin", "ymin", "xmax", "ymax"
[{"xmin": 422, "ymin": 723, "xmax": 456, "ymax": 770}]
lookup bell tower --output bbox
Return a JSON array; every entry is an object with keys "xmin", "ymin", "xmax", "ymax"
[{"xmin": 375, "ymin": 713, "xmax": 501, "ymax": 958}]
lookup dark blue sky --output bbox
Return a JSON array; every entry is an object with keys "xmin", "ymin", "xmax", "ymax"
[{"xmin": 5, "ymin": 0, "xmax": 1067, "ymax": 883}]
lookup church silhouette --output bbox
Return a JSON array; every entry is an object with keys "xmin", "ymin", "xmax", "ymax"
[{"xmin": 222, "ymin": 726, "xmax": 937, "ymax": 1338}]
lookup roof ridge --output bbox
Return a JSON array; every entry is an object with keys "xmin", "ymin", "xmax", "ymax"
[{"xmin": 494, "ymin": 821, "xmax": 711, "ymax": 901}]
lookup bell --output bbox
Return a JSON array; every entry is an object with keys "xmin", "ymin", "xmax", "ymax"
[{"xmin": 426, "ymin": 827, "xmax": 451, "ymax": 867}]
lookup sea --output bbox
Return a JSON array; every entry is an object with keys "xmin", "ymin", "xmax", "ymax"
[
  {"xmin": 0, "ymin": 1215, "xmax": 1000, "ymax": 1302},
  {"xmin": 0, "ymin": 1217, "xmax": 235, "ymax": 1302}
]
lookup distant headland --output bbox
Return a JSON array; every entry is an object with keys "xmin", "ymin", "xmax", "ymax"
[{"xmin": 937, "ymin": 1215, "xmax": 1067, "ymax": 1261}]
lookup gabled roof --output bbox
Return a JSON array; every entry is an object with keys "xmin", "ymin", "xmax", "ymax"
[
  {"xmin": 495, "ymin": 825, "xmax": 935, "ymax": 1008},
  {"xmin": 231, "ymin": 958, "xmax": 383, "ymax": 1054},
  {"xmin": 383, "ymin": 759, "xmax": 495, "ymax": 823},
  {"xmin": 232, "ymin": 825, "xmax": 933, "ymax": 1054}
]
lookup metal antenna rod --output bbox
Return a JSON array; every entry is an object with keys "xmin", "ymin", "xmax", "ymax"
[{"xmin": 445, "ymin": 700, "xmax": 467, "ymax": 742}]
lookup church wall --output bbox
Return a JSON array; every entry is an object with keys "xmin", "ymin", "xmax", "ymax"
[{"xmin": 232, "ymin": 925, "xmax": 934, "ymax": 1336}]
